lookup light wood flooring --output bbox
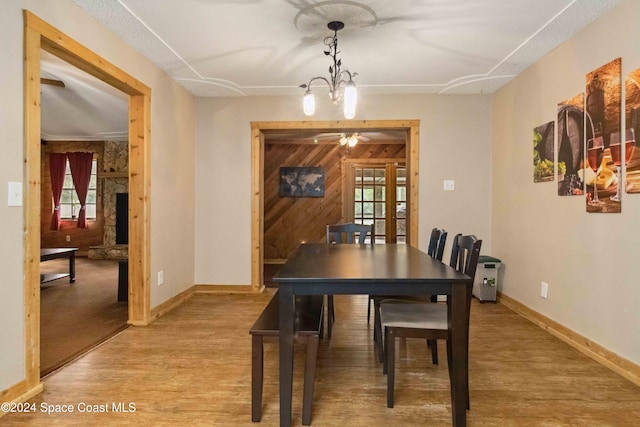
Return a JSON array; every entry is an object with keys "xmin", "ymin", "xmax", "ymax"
[{"xmin": 3, "ymin": 290, "xmax": 640, "ymax": 426}]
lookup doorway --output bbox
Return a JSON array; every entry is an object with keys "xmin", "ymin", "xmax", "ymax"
[
  {"xmin": 250, "ymin": 120, "xmax": 420, "ymax": 291},
  {"xmin": 24, "ymin": 11, "xmax": 151, "ymax": 393},
  {"xmin": 344, "ymin": 162, "xmax": 407, "ymax": 244}
]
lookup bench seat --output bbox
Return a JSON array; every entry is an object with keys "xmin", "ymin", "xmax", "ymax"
[{"xmin": 250, "ymin": 292, "xmax": 323, "ymax": 425}]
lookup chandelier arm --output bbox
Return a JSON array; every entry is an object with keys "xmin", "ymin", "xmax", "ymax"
[
  {"xmin": 306, "ymin": 76, "xmax": 334, "ymax": 91},
  {"xmin": 338, "ymin": 70, "xmax": 356, "ymax": 86}
]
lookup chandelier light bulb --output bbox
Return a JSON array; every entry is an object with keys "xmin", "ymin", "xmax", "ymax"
[
  {"xmin": 343, "ymin": 82, "xmax": 357, "ymax": 119},
  {"xmin": 303, "ymin": 90, "xmax": 315, "ymax": 116}
]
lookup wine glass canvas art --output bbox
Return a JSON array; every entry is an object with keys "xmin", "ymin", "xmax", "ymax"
[
  {"xmin": 557, "ymin": 94, "xmax": 584, "ymax": 196},
  {"xmin": 585, "ymin": 58, "xmax": 621, "ymax": 213},
  {"xmin": 624, "ymin": 68, "xmax": 640, "ymax": 194}
]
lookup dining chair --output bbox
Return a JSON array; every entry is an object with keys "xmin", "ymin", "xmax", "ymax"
[
  {"xmin": 380, "ymin": 233, "xmax": 481, "ymax": 408},
  {"xmin": 372, "ymin": 228, "xmax": 447, "ymax": 363},
  {"xmin": 325, "ymin": 222, "xmax": 374, "ymax": 338}
]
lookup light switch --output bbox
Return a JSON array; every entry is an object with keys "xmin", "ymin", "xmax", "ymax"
[
  {"xmin": 443, "ymin": 180, "xmax": 455, "ymax": 191},
  {"xmin": 8, "ymin": 182, "xmax": 22, "ymax": 206}
]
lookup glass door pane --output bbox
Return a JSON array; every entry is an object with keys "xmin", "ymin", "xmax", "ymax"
[
  {"xmin": 354, "ymin": 166, "xmax": 386, "ymax": 244},
  {"xmin": 396, "ymin": 167, "xmax": 407, "ymax": 244},
  {"xmin": 353, "ymin": 164, "xmax": 405, "ymax": 244}
]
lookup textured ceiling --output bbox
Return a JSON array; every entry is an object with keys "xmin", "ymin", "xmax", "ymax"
[
  {"xmin": 42, "ymin": 0, "xmax": 622, "ymax": 140},
  {"xmin": 72, "ymin": 0, "xmax": 622, "ymax": 97},
  {"xmin": 40, "ymin": 50, "xmax": 128, "ymax": 141}
]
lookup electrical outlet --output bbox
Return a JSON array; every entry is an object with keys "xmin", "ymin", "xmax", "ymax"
[
  {"xmin": 158, "ymin": 270, "xmax": 164, "ymax": 286},
  {"xmin": 541, "ymin": 282, "xmax": 549, "ymax": 299},
  {"xmin": 443, "ymin": 180, "xmax": 455, "ymax": 191},
  {"xmin": 66, "ymin": 235, "xmax": 71, "ymax": 242}
]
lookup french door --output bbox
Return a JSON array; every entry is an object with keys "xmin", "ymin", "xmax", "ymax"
[{"xmin": 345, "ymin": 161, "xmax": 407, "ymax": 244}]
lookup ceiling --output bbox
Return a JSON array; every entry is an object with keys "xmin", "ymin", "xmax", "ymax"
[
  {"xmin": 41, "ymin": 50, "xmax": 128, "ymax": 141},
  {"xmin": 41, "ymin": 0, "xmax": 622, "ymax": 141}
]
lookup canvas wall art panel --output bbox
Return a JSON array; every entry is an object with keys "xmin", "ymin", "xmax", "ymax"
[
  {"xmin": 557, "ymin": 93, "xmax": 585, "ymax": 196},
  {"xmin": 533, "ymin": 121, "xmax": 554, "ymax": 183},
  {"xmin": 624, "ymin": 68, "xmax": 640, "ymax": 193},
  {"xmin": 585, "ymin": 58, "xmax": 621, "ymax": 213}
]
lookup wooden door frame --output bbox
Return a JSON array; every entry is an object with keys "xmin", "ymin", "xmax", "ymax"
[
  {"xmin": 250, "ymin": 120, "xmax": 419, "ymax": 291},
  {"xmin": 23, "ymin": 11, "xmax": 151, "ymax": 393}
]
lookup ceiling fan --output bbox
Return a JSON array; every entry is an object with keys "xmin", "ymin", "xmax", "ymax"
[
  {"xmin": 313, "ymin": 132, "xmax": 370, "ymax": 147},
  {"xmin": 41, "ymin": 78, "xmax": 65, "ymax": 88}
]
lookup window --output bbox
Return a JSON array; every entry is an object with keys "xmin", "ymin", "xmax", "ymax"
[
  {"xmin": 60, "ymin": 158, "xmax": 97, "ymax": 220},
  {"xmin": 352, "ymin": 164, "xmax": 406, "ymax": 244}
]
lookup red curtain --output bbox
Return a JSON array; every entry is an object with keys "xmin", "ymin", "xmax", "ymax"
[
  {"xmin": 49, "ymin": 153, "xmax": 67, "ymax": 230},
  {"xmin": 67, "ymin": 152, "xmax": 93, "ymax": 228}
]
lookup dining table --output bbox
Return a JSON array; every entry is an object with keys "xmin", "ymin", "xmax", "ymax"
[{"xmin": 273, "ymin": 242, "xmax": 474, "ymax": 427}]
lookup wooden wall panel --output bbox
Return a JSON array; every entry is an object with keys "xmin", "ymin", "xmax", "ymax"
[{"xmin": 264, "ymin": 141, "xmax": 405, "ymax": 260}]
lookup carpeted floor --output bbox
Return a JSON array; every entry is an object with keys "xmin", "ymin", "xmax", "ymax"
[{"xmin": 40, "ymin": 257, "xmax": 128, "ymax": 377}]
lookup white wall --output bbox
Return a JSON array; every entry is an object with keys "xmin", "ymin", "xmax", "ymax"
[
  {"xmin": 0, "ymin": 0, "xmax": 196, "ymax": 392},
  {"xmin": 492, "ymin": 0, "xmax": 640, "ymax": 364},
  {"xmin": 0, "ymin": 0, "xmax": 29, "ymax": 393},
  {"xmin": 195, "ymin": 94, "xmax": 493, "ymax": 285}
]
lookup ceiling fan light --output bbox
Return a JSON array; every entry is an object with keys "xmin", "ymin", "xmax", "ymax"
[
  {"xmin": 348, "ymin": 135, "xmax": 359, "ymax": 147},
  {"xmin": 339, "ymin": 136, "xmax": 348, "ymax": 146},
  {"xmin": 303, "ymin": 90, "xmax": 315, "ymax": 116}
]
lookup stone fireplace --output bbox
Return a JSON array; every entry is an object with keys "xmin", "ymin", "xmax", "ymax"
[{"xmin": 88, "ymin": 141, "xmax": 128, "ymax": 260}]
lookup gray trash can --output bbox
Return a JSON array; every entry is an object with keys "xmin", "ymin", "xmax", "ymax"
[{"xmin": 473, "ymin": 256, "xmax": 501, "ymax": 303}]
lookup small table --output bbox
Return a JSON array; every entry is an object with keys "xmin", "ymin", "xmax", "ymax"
[
  {"xmin": 273, "ymin": 243, "xmax": 473, "ymax": 427},
  {"xmin": 40, "ymin": 248, "xmax": 78, "ymax": 284}
]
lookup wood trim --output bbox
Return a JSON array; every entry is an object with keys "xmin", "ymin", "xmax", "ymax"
[
  {"xmin": 385, "ymin": 163, "xmax": 397, "ymax": 243},
  {"xmin": 23, "ymin": 21, "xmax": 43, "ymax": 394},
  {"xmin": 342, "ymin": 158, "xmax": 406, "ymax": 165},
  {"xmin": 407, "ymin": 125, "xmax": 419, "ymax": 246},
  {"xmin": 146, "ymin": 285, "xmax": 261, "ymax": 323},
  {"xmin": 251, "ymin": 120, "xmax": 420, "ymax": 131},
  {"xmin": 25, "ymin": 13, "xmax": 151, "ymax": 97},
  {"xmin": 498, "ymin": 292, "xmax": 640, "ymax": 387},
  {"xmin": 0, "ymin": 380, "xmax": 44, "ymax": 417},
  {"xmin": 342, "ymin": 160, "xmax": 354, "ymax": 222},
  {"xmin": 251, "ymin": 120, "xmax": 420, "ymax": 288},
  {"xmin": 194, "ymin": 285, "xmax": 260, "ymax": 294},
  {"xmin": 264, "ymin": 259, "xmax": 287, "ymax": 264},
  {"xmin": 23, "ymin": 11, "xmax": 151, "ymax": 392},
  {"xmin": 98, "ymin": 171, "xmax": 128, "ymax": 179},
  {"xmin": 251, "ymin": 127, "xmax": 264, "ymax": 292},
  {"xmin": 127, "ymin": 94, "xmax": 151, "ymax": 324},
  {"xmin": 147, "ymin": 287, "xmax": 195, "ymax": 324}
]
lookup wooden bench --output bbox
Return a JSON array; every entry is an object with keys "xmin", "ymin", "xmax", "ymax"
[{"xmin": 250, "ymin": 292, "xmax": 324, "ymax": 426}]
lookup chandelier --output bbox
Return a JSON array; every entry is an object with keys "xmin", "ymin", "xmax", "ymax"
[{"xmin": 300, "ymin": 21, "xmax": 358, "ymax": 119}]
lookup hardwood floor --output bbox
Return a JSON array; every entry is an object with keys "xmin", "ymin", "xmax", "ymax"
[
  {"xmin": 4, "ymin": 290, "xmax": 640, "ymax": 426},
  {"xmin": 40, "ymin": 257, "xmax": 128, "ymax": 376}
]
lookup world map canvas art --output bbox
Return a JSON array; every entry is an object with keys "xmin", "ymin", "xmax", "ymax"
[{"xmin": 279, "ymin": 167, "xmax": 325, "ymax": 197}]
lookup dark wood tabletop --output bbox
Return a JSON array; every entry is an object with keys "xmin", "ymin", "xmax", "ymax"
[
  {"xmin": 40, "ymin": 247, "xmax": 78, "ymax": 284},
  {"xmin": 273, "ymin": 243, "xmax": 473, "ymax": 427}
]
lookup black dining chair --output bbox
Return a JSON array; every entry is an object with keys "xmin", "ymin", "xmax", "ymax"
[
  {"xmin": 372, "ymin": 227, "xmax": 447, "ymax": 363},
  {"xmin": 380, "ymin": 234, "xmax": 481, "ymax": 409},
  {"xmin": 325, "ymin": 223, "xmax": 374, "ymax": 338},
  {"xmin": 368, "ymin": 229, "xmax": 446, "ymax": 322}
]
